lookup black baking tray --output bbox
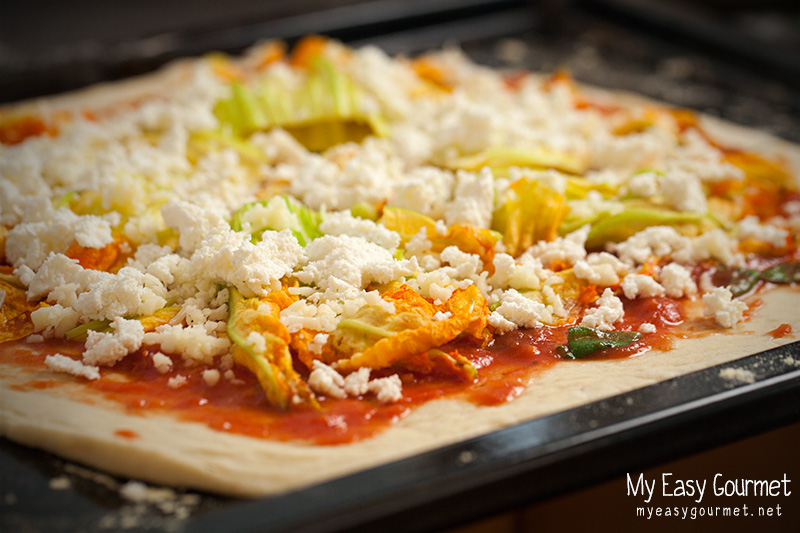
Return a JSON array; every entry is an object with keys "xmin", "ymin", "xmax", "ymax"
[{"xmin": 3, "ymin": 1, "xmax": 800, "ymax": 531}]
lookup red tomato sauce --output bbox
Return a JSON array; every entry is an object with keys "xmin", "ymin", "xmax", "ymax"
[
  {"xmin": 114, "ymin": 429, "xmax": 141, "ymax": 440},
  {"xmin": 767, "ymin": 323, "xmax": 793, "ymax": 339},
  {"xmin": 2, "ymin": 297, "xmax": 685, "ymax": 445},
  {"xmin": 0, "ymin": 116, "xmax": 55, "ymax": 145}
]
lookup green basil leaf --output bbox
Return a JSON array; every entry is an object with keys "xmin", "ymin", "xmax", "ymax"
[
  {"xmin": 729, "ymin": 268, "xmax": 761, "ymax": 297},
  {"xmin": 558, "ymin": 326, "xmax": 642, "ymax": 359},
  {"xmin": 761, "ymin": 261, "xmax": 800, "ymax": 284}
]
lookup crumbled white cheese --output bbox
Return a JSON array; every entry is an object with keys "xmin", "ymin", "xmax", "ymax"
[
  {"xmin": 388, "ymin": 166, "xmax": 454, "ymax": 219},
  {"xmin": 280, "ymin": 299, "xmax": 339, "ymax": 333},
  {"xmin": 319, "ymin": 210, "xmax": 401, "ymax": 250},
  {"xmin": 30, "ymin": 304, "xmax": 80, "ymax": 338},
  {"xmin": 407, "ymin": 270, "xmax": 465, "ymax": 304},
  {"xmin": 659, "ymin": 169, "xmax": 707, "ymax": 213},
  {"xmin": 308, "ymin": 361, "xmax": 347, "ymax": 399},
  {"xmin": 489, "ymin": 253, "xmax": 543, "ymax": 291},
  {"xmin": 343, "ymin": 367, "xmax": 371, "ymax": 396},
  {"xmin": 638, "ymin": 322, "xmax": 657, "ymax": 333},
  {"xmin": 566, "ymin": 190, "xmax": 625, "ymax": 221},
  {"xmin": 626, "ymin": 171, "xmax": 660, "ymax": 198},
  {"xmin": 167, "ymin": 375, "xmax": 188, "ymax": 389},
  {"xmin": 404, "ymin": 227, "xmax": 434, "ymax": 258},
  {"xmin": 621, "ymin": 274, "xmax": 665, "ymax": 299},
  {"xmin": 27, "ymin": 254, "xmax": 167, "ymax": 322},
  {"xmin": 580, "ymin": 288, "xmax": 624, "ymax": 330},
  {"xmin": 297, "ymin": 235, "xmax": 416, "ymax": 300},
  {"xmin": 677, "ymin": 229, "xmax": 742, "ymax": 267},
  {"xmin": 702, "ymin": 287, "xmax": 748, "ymax": 328},
  {"xmin": 73, "ymin": 215, "xmax": 118, "ymax": 248},
  {"xmin": 82, "ymin": 317, "xmax": 145, "ymax": 366},
  {"xmin": 250, "ymin": 128, "xmax": 307, "ymax": 165},
  {"xmin": 44, "ymin": 353, "xmax": 100, "ymax": 380},
  {"xmin": 573, "ymin": 258, "xmax": 619, "ymax": 286},
  {"xmin": 151, "ymin": 352, "xmax": 173, "ymax": 374},
  {"xmin": 245, "ymin": 331, "xmax": 267, "ymax": 354},
  {"xmin": 673, "ymin": 129, "xmax": 744, "ymax": 183},
  {"xmin": 433, "ymin": 311, "xmax": 452, "ymax": 321},
  {"xmin": 589, "ymin": 127, "xmax": 674, "ymax": 172},
  {"xmin": 368, "ymin": 375, "xmax": 403, "ymax": 403},
  {"xmin": 308, "ymin": 361, "xmax": 402, "ymax": 402},
  {"xmin": 737, "ymin": 216, "xmax": 789, "ymax": 248},
  {"xmin": 5, "ymin": 209, "xmax": 117, "ymax": 270},
  {"xmin": 161, "ymin": 200, "xmax": 229, "ymax": 253},
  {"xmin": 143, "ymin": 324, "xmax": 230, "ymax": 366},
  {"xmin": 186, "ymin": 228, "xmax": 303, "ymax": 298},
  {"xmin": 307, "ymin": 333, "xmax": 329, "ymax": 355},
  {"xmin": 488, "ymin": 310, "xmax": 517, "ymax": 333},
  {"xmin": 613, "ymin": 226, "xmax": 688, "ymax": 265},
  {"xmin": 285, "ymin": 138, "xmax": 401, "ymax": 211},
  {"xmin": 527, "ymin": 225, "xmax": 588, "ymax": 267},
  {"xmin": 492, "ymin": 289, "xmax": 557, "ymax": 328},
  {"xmin": 439, "ymin": 246, "xmax": 489, "ymax": 295},
  {"xmin": 444, "ymin": 168, "xmax": 495, "ymax": 229},
  {"xmin": 659, "ymin": 262, "xmax": 697, "ymax": 298},
  {"xmin": 202, "ymin": 369, "xmax": 221, "ymax": 386}
]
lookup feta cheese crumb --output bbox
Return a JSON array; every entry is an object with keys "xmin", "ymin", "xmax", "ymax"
[
  {"xmin": 167, "ymin": 375, "xmax": 188, "ymax": 389},
  {"xmin": 580, "ymin": 288, "xmax": 624, "ymax": 330},
  {"xmin": 488, "ymin": 310, "xmax": 516, "ymax": 333},
  {"xmin": 702, "ymin": 287, "xmax": 748, "ymax": 328},
  {"xmin": 621, "ymin": 274, "xmax": 665, "ymax": 299},
  {"xmin": 433, "ymin": 311, "xmax": 452, "ymax": 321},
  {"xmin": 161, "ymin": 200, "xmax": 228, "ymax": 253},
  {"xmin": 444, "ymin": 168, "xmax": 495, "ymax": 228},
  {"xmin": 369, "ymin": 375, "xmax": 403, "ymax": 404},
  {"xmin": 202, "ymin": 369, "xmax": 221, "ymax": 386},
  {"xmin": 308, "ymin": 333, "xmax": 329, "ymax": 355},
  {"xmin": 307, "ymin": 361, "xmax": 403, "ymax": 402},
  {"xmin": 143, "ymin": 324, "xmax": 230, "ymax": 366},
  {"xmin": 308, "ymin": 361, "xmax": 346, "ymax": 399},
  {"xmin": 573, "ymin": 252, "xmax": 626, "ymax": 287},
  {"xmin": 297, "ymin": 235, "xmax": 416, "ymax": 300},
  {"xmin": 719, "ymin": 367, "xmax": 756, "ymax": 384},
  {"xmin": 82, "ymin": 317, "xmax": 145, "ymax": 366},
  {"xmin": 659, "ymin": 262, "xmax": 697, "ymax": 298},
  {"xmin": 187, "ymin": 229, "xmax": 303, "ymax": 298},
  {"xmin": 48, "ymin": 476, "xmax": 72, "ymax": 490},
  {"xmin": 151, "ymin": 352, "xmax": 173, "ymax": 374},
  {"xmin": 627, "ymin": 171, "xmax": 659, "ymax": 197},
  {"xmin": 343, "ymin": 367, "xmax": 371, "ymax": 396},
  {"xmin": 30, "ymin": 304, "xmax": 80, "ymax": 338},
  {"xmin": 659, "ymin": 169, "xmax": 707, "ymax": 213},
  {"xmin": 638, "ymin": 322, "xmax": 657, "ymax": 333},
  {"xmin": 737, "ymin": 216, "xmax": 789, "ymax": 248},
  {"xmin": 493, "ymin": 289, "xmax": 555, "ymax": 328},
  {"xmin": 44, "ymin": 354, "xmax": 100, "ymax": 380},
  {"xmin": 319, "ymin": 210, "xmax": 401, "ymax": 250},
  {"xmin": 527, "ymin": 225, "xmax": 588, "ymax": 267}
]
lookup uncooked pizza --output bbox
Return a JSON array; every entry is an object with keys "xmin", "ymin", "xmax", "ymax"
[{"xmin": 1, "ymin": 37, "xmax": 798, "ymax": 497}]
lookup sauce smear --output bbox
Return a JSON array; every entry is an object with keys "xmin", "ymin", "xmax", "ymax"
[
  {"xmin": 2, "ymin": 298, "xmax": 685, "ymax": 445},
  {"xmin": 767, "ymin": 323, "xmax": 793, "ymax": 339}
]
